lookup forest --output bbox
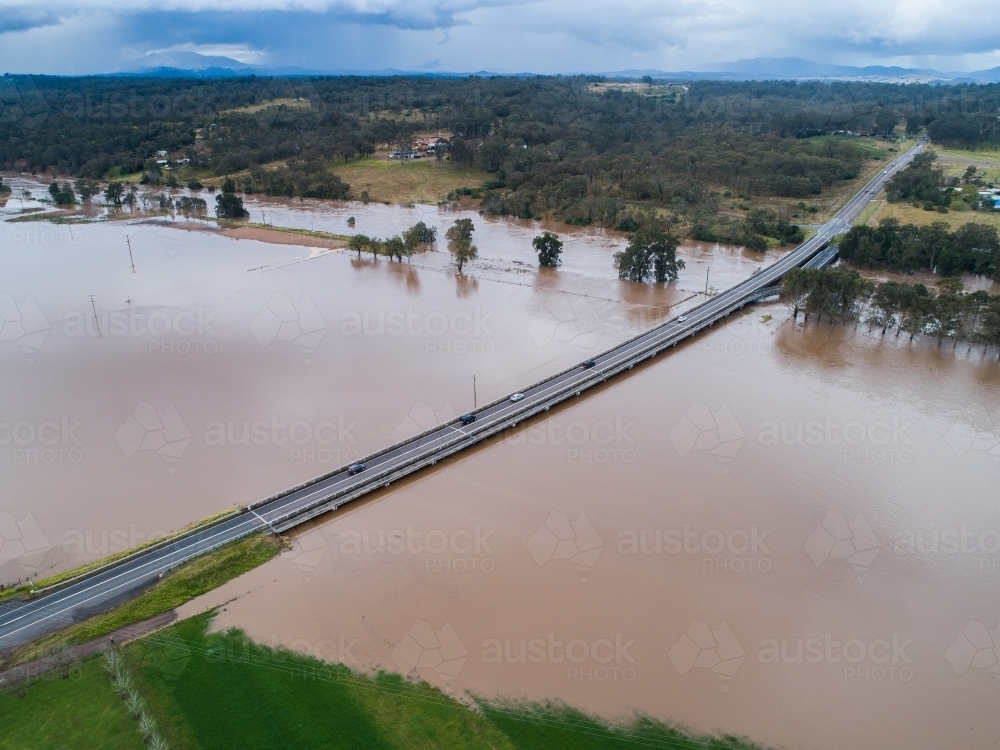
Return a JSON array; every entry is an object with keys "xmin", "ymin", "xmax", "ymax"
[{"xmin": 3, "ymin": 74, "xmax": 1000, "ymax": 245}]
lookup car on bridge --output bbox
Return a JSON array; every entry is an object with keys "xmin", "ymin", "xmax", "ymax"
[
  {"xmin": 460, "ymin": 414, "xmax": 477, "ymax": 425},
  {"xmin": 348, "ymin": 463, "xmax": 366, "ymax": 476},
  {"xmin": 509, "ymin": 393, "xmax": 525, "ymax": 402},
  {"xmin": 582, "ymin": 359, "xmax": 596, "ymax": 369}
]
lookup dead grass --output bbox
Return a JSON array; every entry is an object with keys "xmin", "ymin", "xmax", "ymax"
[
  {"xmin": 868, "ymin": 200, "xmax": 1000, "ymax": 231},
  {"xmin": 329, "ymin": 159, "xmax": 484, "ymax": 204},
  {"xmin": 220, "ymin": 99, "xmax": 311, "ymax": 116}
]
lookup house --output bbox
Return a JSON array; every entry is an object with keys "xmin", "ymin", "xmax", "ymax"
[{"xmin": 156, "ymin": 150, "xmax": 168, "ymax": 157}]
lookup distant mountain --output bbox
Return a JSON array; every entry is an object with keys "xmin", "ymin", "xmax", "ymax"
[
  {"xmin": 106, "ymin": 53, "xmax": 1000, "ymax": 83},
  {"xmin": 115, "ymin": 54, "xmax": 510, "ymax": 79},
  {"xmin": 129, "ymin": 51, "xmax": 254, "ymax": 73},
  {"xmin": 605, "ymin": 57, "xmax": 1000, "ymax": 83}
]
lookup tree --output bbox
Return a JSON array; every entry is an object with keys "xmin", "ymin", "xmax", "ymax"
[
  {"xmin": 348, "ymin": 234, "xmax": 370, "ymax": 259},
  {"xmin": 446, "ymin": 218, "xmax": 474, "ymax": 244},
  {"xmin": 74, "ymin": 178, "xmax": 99, "ymax": 201},
  {"xmin": 614, "ymin": 229, "xmax": 685, "ymax": 283},
  {"xmin": 615, "ymin": 238, "xmax": 652, "ymax": 282},
  {"xmin": 215, "ymin": 192, "xmax": 248, "ymax": 219},
  {"xmin": 402, "ymin": 221, "xmax": 437, "ymax": 256},
  {"xmin": 48, "ymin": 181, "xmax": 75, "ymax": 205},
  {"xmin": 532, "ymin": 232, "xmax": 563, "ymax": 267},
  {"xmin": 384, "ymin": 236, "xmax": 405, "ymax": 262},
  {"xmin": 782, "ymin": 268, "xmax": 821, "ymax": 321},
  {"xmin": 221, "ymin": 177, "xmax": 237, "ymax": 194},
  {"xmin": 954, "ymin": 223, "xmax": 999, "ymax": 275},
  {"xmin": 452, "ymin": 239, "xmax": 478, "ymax": 273},
  {"xmin": 104, "ymin": 181, "xmax": 124, "ymax": 206}
]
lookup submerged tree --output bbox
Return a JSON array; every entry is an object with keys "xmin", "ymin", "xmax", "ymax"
[
  {"xmin": 614, "ymin": 229, "xmax": 684, "ymax": 283},
  {"xmin": 447, "ymin": 218, "xmax": 478, "ymax": 273},
  {"xmin": 532, "ymin": 232, "xmax": 564, "ymax": 267}
]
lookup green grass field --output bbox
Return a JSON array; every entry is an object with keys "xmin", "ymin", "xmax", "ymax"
[
  {"xmin": 0, "ymin": 657, "xmax": 144, "ymax": 750},
  {"xmin": 1, "ymin": 612, "xmax": 769, "ymax": 750}
]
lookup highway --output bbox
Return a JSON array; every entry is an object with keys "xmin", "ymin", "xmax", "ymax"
[{"xmin": 0, "ymin": 137, "xmax": 925, "ymax": 651}]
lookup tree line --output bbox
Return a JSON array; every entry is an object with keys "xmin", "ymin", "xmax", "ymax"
[
  {"xmin": 782, "ymin": 266, "xmax": 1000, "ymax": 354},
  {"xmin": 0, "ymin": 75, "xmax": 953, "ymax": 243},
  {"xmin": 346, "ymin": 221, "xmax": 440, "ymax": 264},
  {"xmin": 838, "ymin": 218, "xmax": 1000, "ymax": 276}
]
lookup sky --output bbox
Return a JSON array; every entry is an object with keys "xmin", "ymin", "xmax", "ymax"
[{"xmin": 3, "ymin": 0, "xmax": 1000, "ymax": 75}]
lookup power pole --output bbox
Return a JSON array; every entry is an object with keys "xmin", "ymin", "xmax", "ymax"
[
  {"xmin": 89, "ymin": 295, "xmax": 102, "ymax": 337},
  {"xmin": 705, "ymin": 266, "xmax": 710, "ymax": 296},
  {"xmin": 473, "ymin": 375, "xmax": 477, "ymax": 410},
  {"xmin": 127, "ymin": 235, "xmax": 136, "ymax": 273}
]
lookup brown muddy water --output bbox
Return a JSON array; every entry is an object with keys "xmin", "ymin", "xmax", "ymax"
[
  {"xmin": 6, "ymin": 184, "xmax": 999, "ymax": 749},
  {"xmin": 0, "ymin": 191, "xmax": 765, "ymax": 582},
  {"xmin": 181, "ymin": 307, "xmax": 1000, "ymax": 750}
]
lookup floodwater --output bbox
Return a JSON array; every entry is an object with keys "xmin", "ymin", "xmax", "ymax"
[
  {"xmin": 183, "ymin": 306, "xmax": 1000, "ymax": 750},
  {"xmin": 8, "ymin": 179, "xmax": 1000, "ymax": 749},
  {"xmin": 0, "ymin": 182, "xmax": 765, "ymax": 584}
]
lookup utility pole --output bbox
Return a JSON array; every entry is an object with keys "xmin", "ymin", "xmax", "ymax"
[
  {"xmin": 705, "ymin": 266, "xmax": 710, "ymax": 296},
  {"xmin": 127, "ymin": 235, "xmax": 136, "ymax": 273},
  {"xmin": 89, "ymin": 295, "xmax": 102, "ymax": 337},
  {"xmin": 473, "ymin": 375, "xmax": 477, "ymax": 410}
]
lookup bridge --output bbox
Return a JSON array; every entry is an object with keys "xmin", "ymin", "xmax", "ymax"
[{"xmin": 0, "ymin": 138, "xmax": 926, "ymax": 651}]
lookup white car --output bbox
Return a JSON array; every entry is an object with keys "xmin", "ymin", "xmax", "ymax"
[
  {"xmin": 510, "ymin": 393, "xmax": 525, "ymax": 402},
  {"xmin": 676, "ymin": 315, "xmax": 687, "ymax": 322}
]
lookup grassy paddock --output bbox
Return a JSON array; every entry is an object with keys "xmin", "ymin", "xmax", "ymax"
[
  {"xmin": 868, "ymin": 200, "xmax": 1000, "ymax": 231},
  {"xmin": 120, "ymin": 615, "xmax": 770, "ymax": 750},
  {"xmin": 1, "ymin": 612, "xmax": 772, "ymax": 749},
  {"xmin": 5, "ymin": 535, "xmax": 280, "ymax": 666},
  {"xmin": 328, "ymin": 158, "xmax": 483, "ymax": 204},
  {"xmin": 218, "ymin": 221, "xmax": 351, "ymax": 243},
  {"xmin": 0, "ymin": 655, "xmax": 144, "ymax": 750}
]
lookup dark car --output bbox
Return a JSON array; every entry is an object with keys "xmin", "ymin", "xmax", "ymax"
[
  {"xmin": 459, "ymin": 414, "xmax": 477, "ymax": 425},
  {"xmin": 582, "ymin": 359, "xmax": 596, "ymax": 369},
  {"xmin": 348, "ymin": 463, "xmax": 366, "ymax": 476}
]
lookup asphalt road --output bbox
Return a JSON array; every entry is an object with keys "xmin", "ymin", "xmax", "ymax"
[{"xmin": 0, "ymin": 138, "xmax": 925, "ymax": 651}]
